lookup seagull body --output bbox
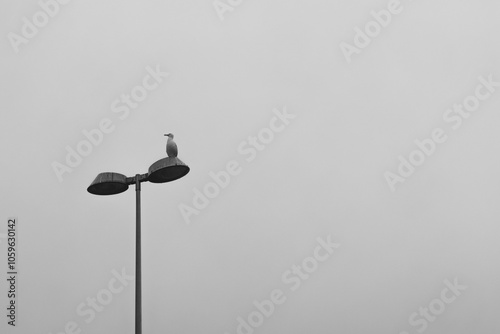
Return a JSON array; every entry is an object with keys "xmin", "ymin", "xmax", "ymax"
[{"xmin": 164, "ymin": 133, "xmax": 178, "ymax": 157}]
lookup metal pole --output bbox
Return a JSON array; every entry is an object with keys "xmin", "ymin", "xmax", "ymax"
[{"xmin": 135, "ymin": 174, "xmax": 142, "ymax": 334}]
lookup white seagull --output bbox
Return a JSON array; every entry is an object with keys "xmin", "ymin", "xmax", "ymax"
[{"xmin": 164, "ymin": 133, "xmax": 178, "ymax": 157}]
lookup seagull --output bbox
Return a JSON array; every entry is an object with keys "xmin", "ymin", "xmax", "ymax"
[{"xmin": 164, "ymin": 133, "xmax": 178, "ymax": 157}]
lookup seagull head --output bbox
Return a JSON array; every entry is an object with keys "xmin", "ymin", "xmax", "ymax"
[{"xmin": 164, "ymin": 133, "xmax": 174, "ymax": 138}]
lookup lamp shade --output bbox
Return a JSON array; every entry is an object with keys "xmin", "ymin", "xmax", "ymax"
[
  {"xmin": 87, "ymin": 172, "xmax": 129, "ymax": 195},
  {"xmin": 148, "ymin": 157, "xmax": 190, "ymax": 183}
]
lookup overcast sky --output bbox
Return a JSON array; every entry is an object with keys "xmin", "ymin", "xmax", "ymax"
[{"xmin": 1, "ymin": 0, "xmax": 500, "ymax": 333}]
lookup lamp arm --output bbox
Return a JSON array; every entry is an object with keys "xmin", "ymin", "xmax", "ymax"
[{"xmin": 126, "ymin": 173, "xmax": 149, "ymax": 185}]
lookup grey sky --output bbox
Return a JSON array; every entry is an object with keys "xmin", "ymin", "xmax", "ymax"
[{"xmin": 1, "ymin": 0, "xmax": 500, "ymax": 333}]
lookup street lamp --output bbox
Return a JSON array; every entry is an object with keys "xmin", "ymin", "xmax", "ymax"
[{"xmin": 87, "ymin": 140, "xmax": 189, "ymax": 334}]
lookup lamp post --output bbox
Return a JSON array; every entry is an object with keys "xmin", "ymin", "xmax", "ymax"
[{"xmin": 87, "ymin": 150, "xmax": 189, "ymax": 334}]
